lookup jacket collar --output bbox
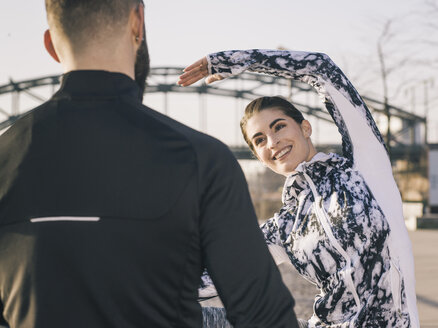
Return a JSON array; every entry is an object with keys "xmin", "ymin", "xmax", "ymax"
[
  {"xmin": 52, "ymin": 70, "xmax": 142, "ymax": 102},
  {"xmin": 282, "ymin": 152, "xmax": 350, "ymax": 204}
]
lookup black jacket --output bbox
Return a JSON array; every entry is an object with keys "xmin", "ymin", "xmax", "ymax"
[{"xmin": 0, "ymin": 71, "xmax": 298, "ymax": 328}]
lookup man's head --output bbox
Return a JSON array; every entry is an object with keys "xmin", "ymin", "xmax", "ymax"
[{"xmin": 44, "ymin": 0, "xmax": 150, "ymax": 97}]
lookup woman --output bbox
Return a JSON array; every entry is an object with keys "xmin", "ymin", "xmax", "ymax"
[{"xmin": 178, "ymin": 49, "xmax": 419, "ymax": 327}]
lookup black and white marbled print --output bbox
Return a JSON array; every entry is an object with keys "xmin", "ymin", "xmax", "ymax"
[
  {"xmin": 261, "ymin": 153, "xmax": 410, "ymax": 327},
  {"xmin": 202, "ymin": 307, "xmax": 233, "ymax": 328},
  {"xmin": 199, "ymin": 50, "xmax": 414, "ymax": 327}
]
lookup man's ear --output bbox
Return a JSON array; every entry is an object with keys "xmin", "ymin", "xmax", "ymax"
[
  {"xmin": 44, "ymin": 29, "xmax": 60, "ymax": 63},
  {"xmin": 301, "ymin": 120, "xmax": 312, "ymax": 138},
  {"xmin": 131, "ymin": 3, "xmax": 144, "ymax": 46}
]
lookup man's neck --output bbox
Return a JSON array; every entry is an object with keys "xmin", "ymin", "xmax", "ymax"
[
  {"xmin": 59, "ymin": 41, "xmax": 135, "ymax": 80},
  {"xmin": 63, "ymin": 58, "xmax": 135, "ymax": 79}
]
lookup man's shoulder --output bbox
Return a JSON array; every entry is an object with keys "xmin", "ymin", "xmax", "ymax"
[
  {"xmin": 138, "ymin": 104, "xmax": 233, "ymax": 158},
  {"xmin": 0, "ymin": 101, "xmax": 52, "ymax": 142},
  {"xmin": 2, "ymin": 99, "xmax": 236, "ymax": 168}
]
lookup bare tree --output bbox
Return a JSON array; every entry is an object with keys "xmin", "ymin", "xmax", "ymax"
[
  {"xmin": 375, "ymin": 18, "xmax": 415, "ymax": 154},
  {"xmin": 422, "ymin": 0, "xmax": 438, "ymax": 67}
]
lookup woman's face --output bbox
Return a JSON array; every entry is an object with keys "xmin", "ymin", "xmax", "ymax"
[{"xmin": 245, "ymin": 107, "xmax": 316, "ymax": 176}]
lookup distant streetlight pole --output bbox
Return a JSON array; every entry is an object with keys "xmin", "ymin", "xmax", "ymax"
[{"xmin": 423, "ymin": 78, "xmax": 434, "ymax": 145}]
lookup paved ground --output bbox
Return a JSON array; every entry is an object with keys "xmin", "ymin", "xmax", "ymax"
[
  {"xmin": 409, "ymin": 230, "xmax": 438, "ymax": 327},
  {"xmin": 280, "ymin": 229, "xmax": 438, "ymax": 327}
]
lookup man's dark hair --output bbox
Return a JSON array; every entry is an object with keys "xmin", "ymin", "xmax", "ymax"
[{"xmin": 45, "ymin": 0, "xmax": 140, "ymax": 45}]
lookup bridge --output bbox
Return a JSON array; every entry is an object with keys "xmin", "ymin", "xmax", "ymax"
[{"xmin": 0, "ymin": 67, "xmax": 427, "ymax": 162}]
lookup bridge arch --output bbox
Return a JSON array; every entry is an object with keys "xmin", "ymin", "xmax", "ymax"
[{"xmin": 0, "ymin": 67, "xmax": 426, "ymax": 160}]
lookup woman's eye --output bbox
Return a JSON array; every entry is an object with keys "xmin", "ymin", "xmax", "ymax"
[
  {"xmin": 254, "ymin": 137, "xmax": 265, "ymax": 146},
  {"xmin": 274, "ymin": 123, "xmax": 285, "ymax": 131}
]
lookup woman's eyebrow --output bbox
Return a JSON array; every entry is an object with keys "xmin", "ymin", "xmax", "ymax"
[
  {"xmin": 251, "ymin": 118, "xmax": 286, "ymax": 140},
  {"xmin": 269, "ymin": 118, "xmax": 286, "ymax": 129},
  {"xmin": 251, "ymin": 132, "xmax": 262, "ymax": 140}
]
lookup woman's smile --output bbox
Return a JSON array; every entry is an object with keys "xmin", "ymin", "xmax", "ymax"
[{"xmin": 272, "ymin": 145, "xmax": 292, "ymax": 161}]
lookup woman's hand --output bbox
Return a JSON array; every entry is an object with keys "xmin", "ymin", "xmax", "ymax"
[{"xmin": 177, "ymin": 57, "xmax": 224, "ymax": 87}]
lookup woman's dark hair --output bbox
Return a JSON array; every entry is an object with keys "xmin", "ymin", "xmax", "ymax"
[{"xmin": 240, "ymin": 96, "xmax": 305, "ymax": 152}]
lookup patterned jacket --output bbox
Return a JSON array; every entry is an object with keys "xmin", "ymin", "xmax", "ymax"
[{"xmin": 201, "ymin": 49, "xmax": 419, "ymax": 327}]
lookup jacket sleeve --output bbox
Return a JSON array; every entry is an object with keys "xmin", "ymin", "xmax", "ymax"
[
  {"xmin": 207, "ymin": 49, "xmax": 419, "ymax": 327},
  {"xmin": 199, "ymin": 215, "xmax": 288, "ymax": 300},
  {"xmin": 198, "ymin": 140, "xmax": 299, "ymax": 328},
  {"xmin": 260, "ymin": 215, "xmax": 281, "ymax": 246}
]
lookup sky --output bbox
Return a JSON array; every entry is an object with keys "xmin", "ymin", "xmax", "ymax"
[
  {"xmin": 0, "ymin": 0, "xmax": 426, "ymax": 81},
  {"xmin": 1, "ymin": 0, "xmax": 437, "ymax": 143}
]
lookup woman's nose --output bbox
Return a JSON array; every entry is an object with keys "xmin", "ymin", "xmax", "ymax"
[{"xmin": 267, "ymin": 136, "xmax": 279, "ymax": 149}]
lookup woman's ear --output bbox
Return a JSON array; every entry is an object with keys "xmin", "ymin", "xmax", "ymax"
[
  {"xmin": 301, "ymin": 120, "xmax": 312, "ymax": 138},
  {"xmin": 44, "ymin": 30, "xmax": 60, "ymax": 63}
]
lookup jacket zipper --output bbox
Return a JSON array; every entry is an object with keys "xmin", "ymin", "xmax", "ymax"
[
  {"xmin": 302, "ymin": 172, "xmax": 361, "ymax": 327},
  {"xmin": 390, "ymin": 259, "xmax": 403, "ymax": 315}
]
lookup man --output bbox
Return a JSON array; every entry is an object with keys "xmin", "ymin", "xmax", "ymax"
[{"xmin": 0, "ymin": 1, "xmax": 299, "ymax": 327}]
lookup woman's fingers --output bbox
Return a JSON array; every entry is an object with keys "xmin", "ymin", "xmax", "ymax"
[
  {"xmin": 178, "ymin": 73, "xmax": 205, "ymax": 86},
  {"xmin": 183, "ymin": 57, "xmax": 208, "ymax": 72},
  {"xmin": 179, "ymin": 64, "xmax": 205, "ymax": 81},
  {"xmin": 177, "ymin": 68, "xmax": 205, "ymax": 86},
  {"xmin": 178, "ymin": 72, "xmax": 224, "ymax": 87},
  {"xmin": 178, "ymin": 58, "xmax": 209, "ymax": 86},
  {"xmin": 178, "ymin": 56, "xmax": 223, "ymax": 86}
]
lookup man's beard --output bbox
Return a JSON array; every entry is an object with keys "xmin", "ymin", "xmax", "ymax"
[{"xmin": 134, "ymin": 24, "xmax": 150, "ymax": 102}]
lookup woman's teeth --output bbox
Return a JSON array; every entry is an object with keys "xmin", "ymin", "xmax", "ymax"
[{"xmin": 274, "ymin": 146, "xmax": 292, "ymax": 160}]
